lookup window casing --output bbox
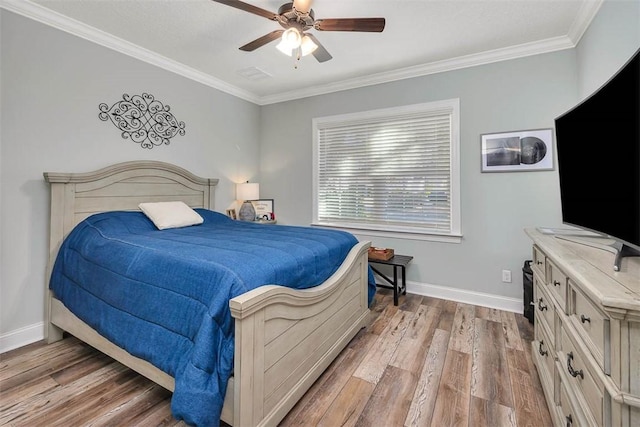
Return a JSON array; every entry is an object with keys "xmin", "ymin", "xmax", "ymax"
[{"xmin": 313, "ymin": 99, "xmax": 460, "ymax": 238}]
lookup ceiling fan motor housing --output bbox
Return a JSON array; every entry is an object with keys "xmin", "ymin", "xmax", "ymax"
[{"xmin": 277, "ymin": 2, "xmax": 315, "ymax": 31}]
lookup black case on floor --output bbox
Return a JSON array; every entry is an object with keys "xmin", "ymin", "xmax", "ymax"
[{"xmin": 523, "ymin": 260, "xmax": 534, "ymax": 323}]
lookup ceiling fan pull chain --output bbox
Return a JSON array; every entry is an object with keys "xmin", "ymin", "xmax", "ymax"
[{"xmin": 292, "ymin": 46, "xmax": 302, "ymax": 69}]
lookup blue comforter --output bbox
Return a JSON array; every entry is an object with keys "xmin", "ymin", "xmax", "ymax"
[{"xmin": 49, "ymin": 209, "xmax": 375, "ymax": 426}]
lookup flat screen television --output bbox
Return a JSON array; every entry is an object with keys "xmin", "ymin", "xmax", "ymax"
[{"xmin": 554, "ymin": 47, "xmax": 639, "ymax": 271}]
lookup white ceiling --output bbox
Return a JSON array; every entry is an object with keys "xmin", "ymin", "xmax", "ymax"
[{"xmin": 5, "ymin": 0, "xmax": 602, "ymax": 104}]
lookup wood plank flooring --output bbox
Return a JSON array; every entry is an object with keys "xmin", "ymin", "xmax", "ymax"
[{"xmin": 0, "ymin": 288, "xmax": 552, "ymax": 426}]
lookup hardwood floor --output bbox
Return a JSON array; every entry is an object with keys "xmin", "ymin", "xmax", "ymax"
[{"xmin": 0, "ymin": 288, "xmax": 552, "ymax": 426}]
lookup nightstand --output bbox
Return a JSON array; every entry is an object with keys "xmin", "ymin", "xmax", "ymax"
[{"xmin": 368, "ymin": 254, "xmax": 412, "ymax": 306}]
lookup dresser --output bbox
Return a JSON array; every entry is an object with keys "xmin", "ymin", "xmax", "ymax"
[{"xmin": 525, "ymin": 228, "xmax": 640, "ymax": 426}]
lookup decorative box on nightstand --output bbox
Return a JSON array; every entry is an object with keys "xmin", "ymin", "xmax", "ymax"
[{"xmin": 367, "ymin": 247, "xmax": 394, "ymax": 260}]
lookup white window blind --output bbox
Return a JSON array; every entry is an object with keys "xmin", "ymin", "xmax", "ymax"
[{"xmin": 313, "ymin": 100, "xmax": 460, "ymax": 236}]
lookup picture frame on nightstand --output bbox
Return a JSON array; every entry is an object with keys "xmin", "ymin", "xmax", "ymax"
[{"xmin": 250, "ymin": 199, "xmax": 275, "ymax": 221}]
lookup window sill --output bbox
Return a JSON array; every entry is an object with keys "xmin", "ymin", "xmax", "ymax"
[{"xmin": 310, "ymin": 223, "xmax": 462, "ymax": 244}]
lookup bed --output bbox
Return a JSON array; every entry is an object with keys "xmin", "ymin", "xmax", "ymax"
[{"xmin": 43, "ymin": 160, "xmax": 373, "ymax": 427}]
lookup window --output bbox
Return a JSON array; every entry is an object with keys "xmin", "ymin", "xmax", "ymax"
[{"xmin": 313, "ymin": 99, "xmax": 460, "ymax": 239}]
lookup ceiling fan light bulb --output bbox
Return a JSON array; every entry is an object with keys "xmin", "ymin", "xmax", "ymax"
[
  {"xmin": 281, "ymin": 28, "xmax": 302, "ymax": 49},
  {"xmin": 276, "ymin": 39, "xmax": 293, "ymax": 56},
  {"xmin": 300, "ymin": 35, "xmax": 317, "ymax": 56},
  {"xmin": 293, "ymin": 0, "xmax": 312, "ymax": 14}
]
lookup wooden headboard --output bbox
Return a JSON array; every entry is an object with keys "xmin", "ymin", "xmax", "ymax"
[{"xmin": 44, "ymin": 160, "xmax": 219, "ymax": 274}]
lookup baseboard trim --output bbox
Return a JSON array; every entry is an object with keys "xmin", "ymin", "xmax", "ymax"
[
  {"xmin": 407, "ymin": 281, "xmax": 524, "ymax": 314},
  {"xmin": 0, "ymin": 322, "xmax": 45, "ymax": 354},
  {"xmin": 1, "ymin": 283, "xmax": 523, "ymax": 353}
]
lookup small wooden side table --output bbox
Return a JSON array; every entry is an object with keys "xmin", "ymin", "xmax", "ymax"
[{"xmin": 368, "ymin": 254, "xmax": 413, "ymax": 306}]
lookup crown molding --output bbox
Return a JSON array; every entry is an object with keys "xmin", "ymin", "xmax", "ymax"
[
  {"xmin": 259, "ymin": 35, "xmax": 577, "ymax": 105},
  {"xmin": 0, "ymin": 0, "xmax": 261, "ymax": 104},
  {"xmin": 2, "ymin": 0, "xmax": 602, "ymax": 106},
  {"xmin": 259, "ymin": 0, "xmax": 603, "ymax": 105},
  {"xmin": 566, "ymin": 0, "xmax": 604, "ymax": 45}
]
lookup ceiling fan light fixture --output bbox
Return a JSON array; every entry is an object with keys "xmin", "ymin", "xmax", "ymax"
[
  {"xmin": 276, "ymin": 39, "xmax": 293, "ymax": 56},
  {"xmin": 300, "ymin": 35, "xmax": 317, "ymax": 56},
  {"xmin": 276, "ymin": 34, "xmax": 317, "ymax": 58},
  {"xmin": 293, "ymin": 0, "xmax": 312, "ymax": 14},
  {"xmin": 281, "ymin": 28, "xmax": 302, "ymax": 49}
]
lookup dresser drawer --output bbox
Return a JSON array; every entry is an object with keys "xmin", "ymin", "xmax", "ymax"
[
  {"xmin": 558, "ymin": 375, "xmax": 591, "ymax": 427},
  {"xmin": 570, "ymin": 283, "xmax": 608, "ymax": 373},
  {"xmin": 533, "ymin": 321, "xmax": 555, "ymax": 395},
  {"xmin": 548, "ymin": 260, "xmax": 568, "ymax": 313},
  {"xmin": 532, "ymin": 245, "xmax": 546, "ymax": 278},
  {"xmin": 534, "ymin": 280, "xmax": 556, "ymax": 344},
  {"xmin": 560, "ymin": 328, "xmax": 603, "ymax": 425}
]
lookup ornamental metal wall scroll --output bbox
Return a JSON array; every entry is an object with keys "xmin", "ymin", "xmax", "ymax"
[{"xmin": 98, "ymin": 93, "xmax": 185, "ymax": 149}]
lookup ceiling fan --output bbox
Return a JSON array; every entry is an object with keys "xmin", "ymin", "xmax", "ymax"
[{"xmin": 212, "ymin": 0, "xmax": 385, "ymax": 63}]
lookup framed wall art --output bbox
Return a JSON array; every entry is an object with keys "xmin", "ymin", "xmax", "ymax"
[
  {"xmin": 481, "ymin": 128, "xmax": 554, "ymax": 172},
  {"xmin": 251, "ymin": 199, "xmax": 275, "ymax": 221}
]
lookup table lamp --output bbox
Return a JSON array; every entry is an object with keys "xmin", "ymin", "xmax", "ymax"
[{"xmin": 236, "ymin": 182, "xmax": 259, "ymax": 221}]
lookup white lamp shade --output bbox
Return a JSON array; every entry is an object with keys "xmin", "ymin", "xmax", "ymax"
[
  {"xmin": 276, "ymin": 39, "xmax": 293, "ymax": 56},
  {"xmin": 300, "ymin": 35, "xmax": 317, "ymax": 56},
  {"xmin": 282, "ymin": 28, "xmax": 301, "ymax": 49},
  {"xmin": 277, "ymin": 34, "xmax": 317, "ymax": 57},
  {"xmin": 236, "ymin": 182, "xmax": 259, "ymax": 201},
  {"xmin": 293, "ymin": 0, "xmax": 312, "ymax": 13}
]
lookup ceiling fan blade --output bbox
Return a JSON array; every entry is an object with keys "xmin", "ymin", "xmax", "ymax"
[
  {"xmin": 306, "ymin": 34, "xmax": 332, "ymax": 62},
  {"xmin": 315, "ymin": 18, "xmax": 386, "ymax": 32},
  {"xmin": 239, "ymin": 30, "xmax": 284, "ymax": 51},
  {"xmin": 211, "ymin": 0, "xmax": 278, "ymax": 20}
]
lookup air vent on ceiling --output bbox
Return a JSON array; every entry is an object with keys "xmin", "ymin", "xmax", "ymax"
[{"xmin": 237, "ymin": 67, "xmax": 272, "ymax": 81}]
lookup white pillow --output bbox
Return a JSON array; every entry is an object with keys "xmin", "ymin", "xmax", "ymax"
[{"xmin": 138, "ymin": 201, "xmax": 204, "ymax": 230}]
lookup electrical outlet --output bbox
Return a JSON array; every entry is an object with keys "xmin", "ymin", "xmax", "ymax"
[{"xmin": 502, "ymin": 269, "xmax": 512, "ymax": 283}]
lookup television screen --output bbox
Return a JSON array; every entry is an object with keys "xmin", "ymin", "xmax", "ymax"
[{"xmin": 554, "ymin": 48, "xmax": 640, "ymax": 252}]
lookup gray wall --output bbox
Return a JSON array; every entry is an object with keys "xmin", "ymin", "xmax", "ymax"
[
  {"xmin": 258, "ymin": 0, "xmax": 640, "ymax": 306},
  {"xmin": 259, "ymin": 52, "xmax": 575, "ymax": 305},
  {"xmin": 0, "ymin": 10, "xmax": 261, "ymax": 344},
  {"xmin": 576, "ymin": 0, "xmax": 640, "ymax": 99}
]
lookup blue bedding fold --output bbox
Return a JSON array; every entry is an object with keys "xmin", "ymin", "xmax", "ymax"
[{"xmin": 49, "ymin": 209, "xmax": 375, "ymax": 426}]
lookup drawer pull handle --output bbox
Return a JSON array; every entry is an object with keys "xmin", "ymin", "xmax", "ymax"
[
  {"xmin": 567, "ymin": 352, "xmax": 584, "ymax": 379},
  {"xmin": 538, "ymin": 298, "xmax": 548, "ymax": 312},
  {"xmin": 538, "ymin": 340, "xmax": 548, "ymax": 357},
  {"xmin": 566, "ymin": 414, "xmax": 573, "ymax": 427},
  {"xmin": 536, "ymin": 260, "xmax": 543, "ymax": 265},
  {"xmin": 580, "ymin": 314, "xmax": 591, "ymax": 324},
  {"xmin": 553, "ymin": 280, "xmax": 561, "ymax": 287}
]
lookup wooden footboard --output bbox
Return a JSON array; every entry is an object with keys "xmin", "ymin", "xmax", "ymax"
[
  {"xmin": 230, "ymin": 241, "xmax": 371, "ymax": 426},
  {"xmin": 44, "ymin": 161, "xmax": 372, "ymax": 427}
]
